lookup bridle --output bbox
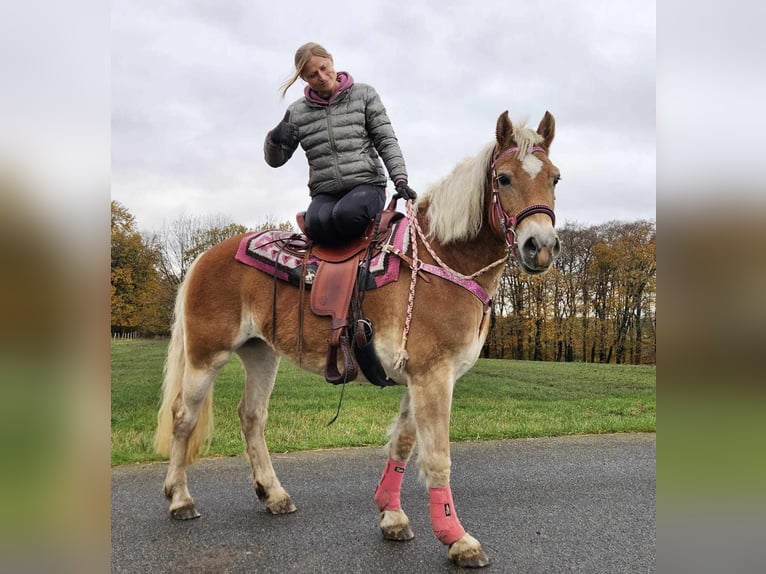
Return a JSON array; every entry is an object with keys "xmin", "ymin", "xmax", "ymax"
[
  {"xmin": 389, "ymin": 143, "xmax": 559, "ymax": 365},
  {"xmin": 489, "ymin": 145, "xmax": 556, "ymax": 253}
]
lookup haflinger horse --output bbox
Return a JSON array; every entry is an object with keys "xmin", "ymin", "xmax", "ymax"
[{"xmin": 154, "ymin": 111, "xmax": 560, "ymax": 568}]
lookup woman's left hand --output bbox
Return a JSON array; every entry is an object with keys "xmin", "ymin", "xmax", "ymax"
[{"xmin": 394, "ymin": 181, "xmax": 417, "ymax": 201}]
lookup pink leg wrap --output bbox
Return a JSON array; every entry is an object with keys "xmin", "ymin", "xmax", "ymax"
[
  {"xmin": 374, "ymin": 458, "xmax": 407, "ymax": 511},
  {"xmin": 429, "ymin": 486, "xmax": 466, "ymax": 545}
]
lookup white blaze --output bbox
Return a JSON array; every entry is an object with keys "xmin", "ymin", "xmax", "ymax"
[{"xmin": 521, "ymin": 154, "xmax": 543, "ymax": 179}]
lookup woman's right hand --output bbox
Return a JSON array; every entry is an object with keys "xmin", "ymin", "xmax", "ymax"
[{"xmin": 269, "ymin": 111, "xmax": 298, "ymax": 146}]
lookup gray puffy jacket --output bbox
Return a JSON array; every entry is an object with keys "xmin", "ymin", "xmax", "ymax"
[{"xmin": 264, "ymin": 82, "xmax": 408, "ymax": 196}]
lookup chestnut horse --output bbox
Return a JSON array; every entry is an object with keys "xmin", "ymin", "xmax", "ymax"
[{"xmin": 155, "ymin": 111, "xmax": 560, "ymax": 568}]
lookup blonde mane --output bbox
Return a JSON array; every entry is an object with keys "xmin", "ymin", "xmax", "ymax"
[
  {"xmin": 422, "ymin": 122, "xmax": 542, "ymax": 245},
  {"xmin": 421, "ymin": 142, "xmax": 494, "ymax": 245}
]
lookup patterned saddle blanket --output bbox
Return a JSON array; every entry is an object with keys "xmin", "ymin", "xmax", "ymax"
[{"xmin": 234, "ymin": 218, "xmax": 410, "ymax": 291}]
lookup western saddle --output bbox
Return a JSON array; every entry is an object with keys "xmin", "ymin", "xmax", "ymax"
[{"xmin": 295, "ymin": 199, "xmax": 403, "ymax": 386}]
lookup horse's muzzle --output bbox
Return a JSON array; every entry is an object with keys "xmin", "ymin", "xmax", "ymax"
[{"xmin": 518, "ymin": 227, "xmax": 560, "ymax": 273}]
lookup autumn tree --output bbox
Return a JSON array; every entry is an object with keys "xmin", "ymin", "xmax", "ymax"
[
  {"xmin": 111, "ymin": 201, "xmax": 161, "ymax": 333},
  {"xmin": 590, "ymin": 226, "xmax": 618, "ymax": 362},
  {"xmin": 610, "ymin": 221, "xmax": 656, "ymax": 364},
  {"xmin": 555, "ymin": 224, "xmax": 599, "ymax": 361}
]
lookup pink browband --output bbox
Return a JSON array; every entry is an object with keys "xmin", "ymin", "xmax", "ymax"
[{"xmin": 491, "ymin": 145, "xmax": 547, "ymax": 168}]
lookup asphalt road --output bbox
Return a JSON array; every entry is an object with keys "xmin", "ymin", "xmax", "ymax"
[{"xmin": 112, "ymin": 433, "xmax": 655, "ymax": 573}]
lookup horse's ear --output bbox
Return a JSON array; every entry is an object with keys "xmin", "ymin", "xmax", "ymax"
[
  {"xmin": 537, "ymin": 111, "xmax": 555, "ymax": 150},
  {"xmin": 496, "ymin": 111, "xmax": 514, "ymax": 148}
]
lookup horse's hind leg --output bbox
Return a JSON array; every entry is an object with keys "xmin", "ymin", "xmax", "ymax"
[
  {"xmin": 236, "ymin": 339, "xmax": 296, "ymax": 514},
  {"xmin": 163, "ymin": 355, "xmax": 228, "ymax": 520},
  {"xmin": 375, "ymin": 390, "xmax": 416, "ymax": 540}
]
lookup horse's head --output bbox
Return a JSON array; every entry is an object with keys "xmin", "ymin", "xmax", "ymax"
[{"xmin": 489, "ymin": 111, "xmax": 561, "ymax": 274}]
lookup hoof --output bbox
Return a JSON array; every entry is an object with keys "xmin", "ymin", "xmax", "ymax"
[
  {"xmin": 381, "ymin": 523, "xmax": 415, "ymax": 541},
  {"xmin": 267, "ymin": 496, "xmax": 297, "ymax": 515},
  {"xmin": 448, "ymin": 533, "xmax": 490, "ymax": 568},
  {"xmin": 379, "ymin": 509, "xmax": 414, "ymax": 541},
  {"xmin": 170, "ymin": 504, "xmax": 201, "ymax": 521}
]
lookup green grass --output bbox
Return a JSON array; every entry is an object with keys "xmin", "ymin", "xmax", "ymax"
[{"xmin": 111, "ymin": 339, "xmax": 655, "ymax": 465}]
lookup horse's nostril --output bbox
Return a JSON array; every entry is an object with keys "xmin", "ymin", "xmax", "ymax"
[
  {"xmin": 553, "ymin": 236, "xmax": 561, "ymax": 257},
  {"xmin": 523, "ymin": 237, "xmax": 539, "ymax": 259}
]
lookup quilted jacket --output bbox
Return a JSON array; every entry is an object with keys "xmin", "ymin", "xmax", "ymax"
[{"xmin": 264, "ymin": 76, "xmax": 408, "ymax": 196}]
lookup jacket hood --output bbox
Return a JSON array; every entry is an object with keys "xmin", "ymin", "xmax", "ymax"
[{"xmin": 304, "ymin": 71, "xmax": 354, "ymax": 106}]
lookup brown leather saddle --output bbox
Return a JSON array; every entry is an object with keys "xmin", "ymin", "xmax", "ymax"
[{"xmin": 296, "ymin": 201, "xmax": 402, "ymax": 385}]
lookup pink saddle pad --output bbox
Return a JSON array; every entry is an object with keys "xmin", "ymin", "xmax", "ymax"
[{"xmin": 235, "ymin": 218, "xmax": 409, "ymax": 291}]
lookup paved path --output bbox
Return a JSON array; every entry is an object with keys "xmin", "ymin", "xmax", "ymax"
[{"xmin": 112, "ymin": 433, "xmax": 655, "ymax": 573}]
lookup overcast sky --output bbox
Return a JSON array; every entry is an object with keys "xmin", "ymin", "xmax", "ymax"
[
  {"xmin": 110, "ymin": 1, "xmax": 655, "ymax": 233},
  {"xmin": 111, "ymin": 0, "xmax": 656, "ymax": 234}
]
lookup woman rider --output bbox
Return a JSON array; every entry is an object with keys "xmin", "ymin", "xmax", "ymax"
[{"xmin": 264, "ymin": 42, "xmax": 416, "ymax": 246}]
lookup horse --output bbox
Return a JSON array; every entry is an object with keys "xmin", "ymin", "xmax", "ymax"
[{"xmin": 154, "ymin": 110, "xmax": 560, "ymax": 568}]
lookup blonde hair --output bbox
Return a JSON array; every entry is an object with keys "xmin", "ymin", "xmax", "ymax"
[{"xmin": 279, "ymin": 42, "xmax": 333, "ymax": 98}]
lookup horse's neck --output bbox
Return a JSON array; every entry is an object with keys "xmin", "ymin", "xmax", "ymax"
[{"xmin": 413, "ymin": 210, "xmax": 507, "ymax": 296}]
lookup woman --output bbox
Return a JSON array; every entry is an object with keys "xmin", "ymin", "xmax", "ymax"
[{"xmin": 264, "ymin": 42, "xmax": 416, "ymax": 246}]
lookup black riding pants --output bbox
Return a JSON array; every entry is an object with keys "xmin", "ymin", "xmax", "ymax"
[{"xmin": 304, "ymin": 184, "xmax": 385, "ymax": 246}]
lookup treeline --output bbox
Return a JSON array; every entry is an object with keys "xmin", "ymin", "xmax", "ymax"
[
  {"xmin": 111, "ymin": 201, "xmax": 656, "ymax": 364},
  {"xmin": 483, "ymin": 220, "xmax": 656, "ymax": 364}
]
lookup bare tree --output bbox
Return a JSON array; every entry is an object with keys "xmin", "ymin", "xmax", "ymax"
[{"xmin": 147, "ymin": 213, "xmax": 253, "ymax": 286}]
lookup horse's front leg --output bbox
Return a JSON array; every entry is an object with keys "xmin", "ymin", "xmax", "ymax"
[
  {"xmin": 375, "ymin": 391, "xmax": 416, "ymax": 541},
  {"xmin": 409, "ymin": 375, "xmax": 490, "ymax": 568}
]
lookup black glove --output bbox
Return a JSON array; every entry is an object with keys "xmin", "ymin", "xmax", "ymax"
[
  {"xmin": 394, "ymin": 181, "xmax": 417, "ymax": 201},
  {"xmin": 269, "ymin": 111, "xmax": 297, "ymax": 146}
]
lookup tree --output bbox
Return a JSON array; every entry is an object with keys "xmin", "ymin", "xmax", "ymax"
[
  {"xmin": 111, "ymin": 201, "xmax": 161, "ymax": 333},
  {"xmin": 556, "ymin": 224, "xmax": 598, "ymax": 362},
  {"xmin": 150, "ymin": 214, "xmax": 294, "ymax": 287},
  {"xmin": 610, "ymin": 221, "xmax": 656, "ymax": 364},
  {"xmin": 590, "ymin": 227, "xmax": 618, "ymax": 363}
]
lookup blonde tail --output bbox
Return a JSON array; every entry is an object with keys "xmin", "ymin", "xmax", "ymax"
[{"xmin": 153, "ymin": 266, "xmax": 214, "ymax": 463}]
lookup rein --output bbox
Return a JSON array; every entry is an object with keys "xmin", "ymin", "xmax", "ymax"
[
  {"xmin": 391, "ymin": 200, "xmax": 502, "ymax": 369},
  {"xmin": 489, "ymin": 145, "xmax": 556, "ymax": 252}
]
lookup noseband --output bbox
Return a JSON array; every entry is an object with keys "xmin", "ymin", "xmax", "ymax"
[{"xmin": 489, "ymin": 145, "xmax": 556, "ymax": 252}]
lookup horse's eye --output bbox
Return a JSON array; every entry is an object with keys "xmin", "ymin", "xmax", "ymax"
[
  {"xmin": 497, "ymin": 174, "xmax": 511, "ymax": 186},
  {"xmin": 553, "ymin": 174, "xmax": 561, "ymax": 186}
]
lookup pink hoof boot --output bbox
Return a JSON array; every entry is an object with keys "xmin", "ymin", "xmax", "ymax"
[
  {"xmin": 429, "ymin": 486, "xmax": 466, "ymax": 545},
  {"xmin": 374, "ymin": 459, "xmax": 407, "ymax": 511}
]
